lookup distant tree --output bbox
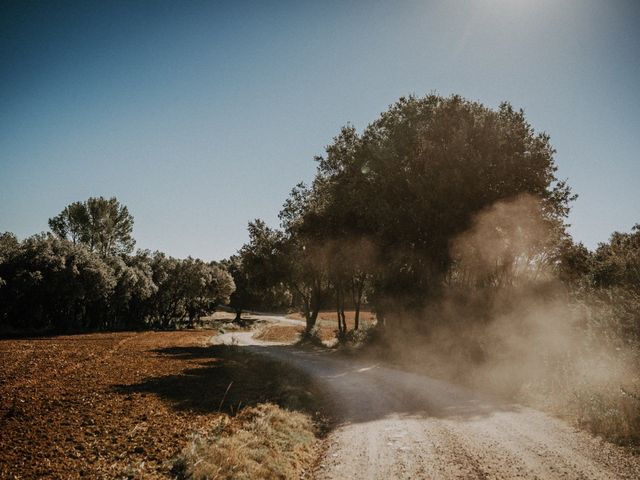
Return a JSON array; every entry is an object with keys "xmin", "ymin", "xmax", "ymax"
[
  {"xmin": 147, "ymin": 253, "xmax": 234, "ymax": 329},
  {"xmin": 561, "ymin": 225, "xmax": 640, "ymax": 344},
  {"xmin": 106, "ymin": 251, "xmax": 157, "ymax": 329},
  {"xmin": 182, "ymin": 260, "xmax": 235, "ymax": 327},
  {"xmin": 49, "ymin": 196, "xmax": 135, "ymax": 256},
  {"xmin": 223, "ymin": 255, "xmax": 252, "ymax": 322},
  {"xmin": 237, "ymin": 221, "xmax": 293, "ymax": 312},
  {"xmin": 0, "ymin": 232, "xmax": 19, "ymax": 286},
  {"xmin": 47, "ymin": 201, "xmax": 89, "ymax": 245},
  {"xmin": 592, "ymin": 224, "xmax": 640, "ymax": 289},
  {"xmin": 557, "ymin": 238, "xmax": 592, "ymax": 284}
]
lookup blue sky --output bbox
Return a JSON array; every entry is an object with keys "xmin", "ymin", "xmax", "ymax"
[{"xmin": 1, "ymin": 0, "xmax": 638, "ymax": 260}]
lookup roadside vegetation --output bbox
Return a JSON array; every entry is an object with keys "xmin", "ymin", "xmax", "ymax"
[
  {"xmin": 173, "ymin": 403, "xmax": 318, "ymax": 480},
  {"xmin": 172, "ymin": 343, "xmax": 330, "ymax": 480}
]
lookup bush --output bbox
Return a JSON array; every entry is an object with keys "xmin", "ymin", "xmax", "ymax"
[{"xmin": 297, "ymin": 327, "xmax": 325, "ymax": 347}]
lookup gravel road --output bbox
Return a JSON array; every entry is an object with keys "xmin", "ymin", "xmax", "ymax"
[{"xmin": 213, "ymin": 317, "xmax": 640, "ymax": 479}]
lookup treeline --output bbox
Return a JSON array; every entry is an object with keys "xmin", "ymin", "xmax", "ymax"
[
  {"xmin": 2, "ymin": 94, "xmax": 637, "ymax": 341},
  {"xmin": 0, "ymin": 197, "xmax": 234, "ymax": 334}
]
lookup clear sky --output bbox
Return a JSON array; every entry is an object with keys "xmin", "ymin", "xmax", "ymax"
[{"xmin": 1, "ymin": 0, "xmax": 638, "ymax": 261}]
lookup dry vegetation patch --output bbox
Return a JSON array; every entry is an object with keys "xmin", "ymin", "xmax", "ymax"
[
  {"xmin": 174, "ymin": 403, "xmax": 317, "ymax": 480},
  {"xmin": 254, "ymin": 324, "xmax": 305, "ymax": 343},
  {"xmin": 253, "ymin": 324, "xmax": 336, "ymax": 344}
]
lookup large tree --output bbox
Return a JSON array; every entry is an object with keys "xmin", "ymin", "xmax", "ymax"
[
  {"xmin": 277, "ymin": 94, "xmax": 574, "ymax": 328},
  {"xmin": 49, "ymin": 196, "xmax": 135, "ymax": 256}
]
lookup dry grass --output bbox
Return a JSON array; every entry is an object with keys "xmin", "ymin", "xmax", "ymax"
[
  {"xmin": 254, "ymin": 324, "xmax": 335, "ymax": 344},
  {"xmin": 521, "ymin": 350, "xmax": 640, "ymax": 447},
  {"xmin": 173, "ymin": 404, "xmax": 318, "ymax": 480},
  {"xmin": 254, "ymin": 325, "xmax": 305, "ymax": 343}
]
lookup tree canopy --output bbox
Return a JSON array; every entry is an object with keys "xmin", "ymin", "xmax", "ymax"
[
  {"xmin": 49, "ymin": 196, "xmax": 135, "ymax": 256},
  {"xmin": 233, "ymin": 94, "xmax": 576, "ymax": 330}
]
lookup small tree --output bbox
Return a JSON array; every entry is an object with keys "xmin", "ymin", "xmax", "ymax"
[{"xmin": 224, "ymin": 255, "xmax": 252, "ymax": 322}]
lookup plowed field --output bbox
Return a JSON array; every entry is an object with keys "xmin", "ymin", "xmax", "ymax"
[{"xmin": 0, "ymin": 330, "xmax": 224, "ymax": 479}]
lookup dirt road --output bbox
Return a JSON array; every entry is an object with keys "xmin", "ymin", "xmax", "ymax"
[{"xmin": 214, "ymin": 317, "xmax": 640, "ymax": 479}]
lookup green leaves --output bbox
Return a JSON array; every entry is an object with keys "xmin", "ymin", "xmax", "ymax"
[{"xmin": 148, "ymin": 253, "xmax": 235, "ymax": 328}]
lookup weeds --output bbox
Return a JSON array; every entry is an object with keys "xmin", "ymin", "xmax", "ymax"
[
  {"xmin": 335, "ymin": 324, "xmax": 378, "ymax": 347},
  {"xmin": 296, "ymin": 327, "xmax": 326, "ymax": 348},
  {"xmin": 173, "ymin": 404, "xmax": 317, "ymax": 480}
]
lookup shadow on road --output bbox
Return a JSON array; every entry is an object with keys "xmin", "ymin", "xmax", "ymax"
[{"xmin": 113, "ymin": 343, "xmax": 521, "ymax": 423}]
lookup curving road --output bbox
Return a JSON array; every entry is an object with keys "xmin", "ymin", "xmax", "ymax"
[{"xmin": 213, "ymin": 316, "xmax": 640, "ymax": 479}]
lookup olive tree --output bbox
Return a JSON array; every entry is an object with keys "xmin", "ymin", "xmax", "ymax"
[{"xmin": 49, "ymin": 196, "xmax": 135, "ymax": 256}]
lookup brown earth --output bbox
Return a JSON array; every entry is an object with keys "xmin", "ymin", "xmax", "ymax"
[
  {"xmin": 0, "ymin": 331, "xmax": 222, "ymax": 478},
  {"xmin": 0, "ymin": 329, "xmax": 325, "ymax": 479}
]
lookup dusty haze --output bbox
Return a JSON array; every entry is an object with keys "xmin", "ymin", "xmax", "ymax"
[{"xmin": 375, "ymin": 195, "xmax": 639, "ymax": 444}]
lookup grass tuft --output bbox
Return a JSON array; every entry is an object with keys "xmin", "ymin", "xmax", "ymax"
[{"xmin": 173, "ymin": 403, "xmax": 318, "ymax": 480}]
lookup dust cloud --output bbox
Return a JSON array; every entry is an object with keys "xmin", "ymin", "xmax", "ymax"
[{"xmin": 380, "ymin": 195, "xmax": 638, "ymax": 440}]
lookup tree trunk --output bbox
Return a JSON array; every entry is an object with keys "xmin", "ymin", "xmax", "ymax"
[
  {"xmin": 305, "ymin": 309, "xmax": 317, "ymax": 331},
  {"xmin": 351, "ymin": 275, "xmax": 365, "ymax": 330},
  {"xmin": 376, "ymin": 306, "xmax": 385, "ymax": 327},
  {"xmin": 354, "ymin": 281, "xmax": 363, "ymax": 330},
  {"xmin": 307, "ymin": 277, "xmax": 322, "ymax": 332},
  {"xmin": 336, "ymin": 284, "xmax": 344, "ymax": 334},
  {"xmin": 303, "ymin": 295, "xmax": 317, "ymax": 332}
]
